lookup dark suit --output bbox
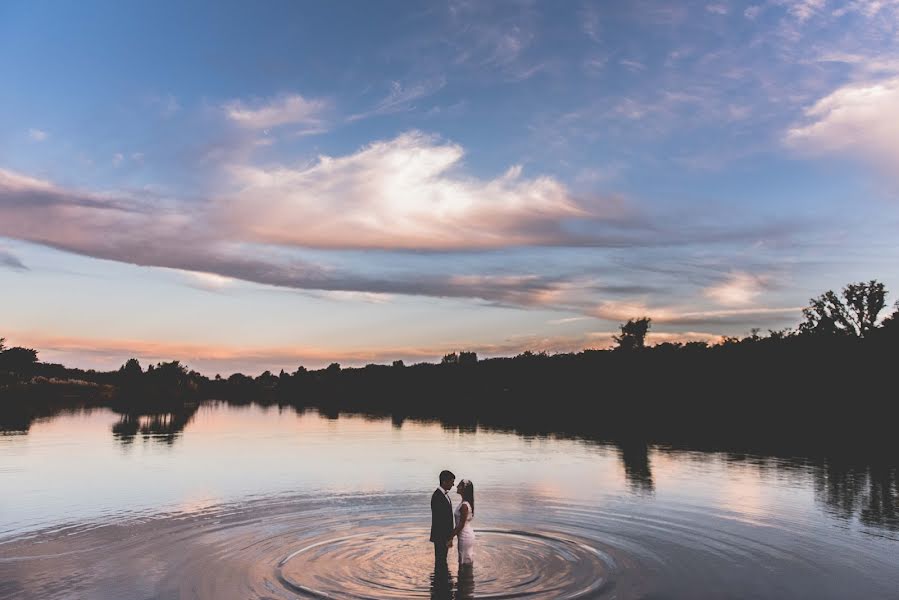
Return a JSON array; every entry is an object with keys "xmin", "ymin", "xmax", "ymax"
[{"xmin": 430, "ymin": 488, "xmax": 454, "ymax": 569}]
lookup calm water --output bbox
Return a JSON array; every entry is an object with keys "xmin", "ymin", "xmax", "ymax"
[{"xmin": 1, "ymin": 403, "xmax": 897, "ymax": 599}]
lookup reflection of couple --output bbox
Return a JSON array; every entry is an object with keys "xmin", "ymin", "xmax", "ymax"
[{"xmin": 430, "ymin": 470, "xmax": 476, "ymax": 571}]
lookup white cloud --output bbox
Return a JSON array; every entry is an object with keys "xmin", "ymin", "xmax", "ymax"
[
  {"xmin": 28, "ymin": 129, "xmax": 48, "ymax": 142},
  {"xmin": 706, "ymin": 3, "xmax": 729, "ymax": 15},
  {"xmin": 179, "ymin": 270, "xmax": 235, "ymax": 291},
  {"xmin": 112, "ymin": 153, "xmax": 124, "ymax": 167},
  {"xmin": 703, "ymin": 271, "xmax": 767, "ymax": 306},
  {"xmin": 786, "ymin": 76, "xmax": 899, "ymax": 170},
  {"xmin": 222, "ymin": 131, "xmax": 588, "ymax": 250},
  {"xmin": 223, "ymin": 93, "xmax": 329, "ymax": 129},
  {"xmin": 744, "ymin": 5, "xmax": 763, "ymax": 18}
]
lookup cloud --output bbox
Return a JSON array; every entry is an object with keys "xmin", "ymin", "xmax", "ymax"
[
  {"xmin": 782, "ymin": 0, "xmax": 827, "ymax": 21},
  {"xmin": 112, "ymin": 153, "xmax": 124, "ymax": 167},
  {"xmin": 744, "ymin": 5, "xmax": 763, "ymax": 18},
  {"xmin": 831, "ymin": 0, "xmax": 896, "ymax": 18},
  {"xmin": 28, "ymin": 129, "xmax": 48, "ymax": 142},
  {"xmin": 178, "ymin": 270, "xmax": 235, "ymax": 292},
  {"xmin": 706, "ymin": 3, "xmax": 729, "ymax": 15},
  {"xmin": 0, "ymin": 164, "xmax": 612, "ymax": 307},
  {"xmin": 348, "ymin": 78, "xmax": 446, "ymax": 121},
  {"xmin": 0, "ymin": 247, "xmax": 27, "ymax": 271},
  {"xmin": 223, "ymin": 93, "xmax": 329, "ymax": 130},
  {"xmin": 703, "ymin": 271, "xmax": 768, "ymax": 306},
  {"xmin": 619, "ymin": 59, "xmax": 646, "ymax": 72},
  {"xmin": 591, "ymin": 299, "xmax": 801, "ymax": 327},
  {"xmin": 786, "ymin": 76, "xmax": 899, "ymax": 170},
  {"xmin": 222, "ymin": 131, "xmax": 590, "ymax": 250},
  {"xmin": 581, "ymin": 5, "xmax": 601, "ymax": 42},
  {"xmin": 0, "ymin": 126, "xmax": 802, "ymax": 318}
]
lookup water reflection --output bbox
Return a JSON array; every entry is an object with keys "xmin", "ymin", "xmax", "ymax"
[
  {"xmin": 455, "ymin": 565, "xmax": 475, "ymax": 600},
  {"xmin": 430, "ymin": 568, "xmax": 453, "ymax": 599},
  {"xmin": 815, "ymin": 459, "xmax": 898, "ymax": 532},
  {"xmin": 1, "ymin": 401, "xmax": 898, "ymax": 537},
  {"xmin": 111, "ymin": 403, "xmax": 199, "ymax": 445},
  {"xmin": 1, "ymin": 404, "xmax": 898, "ymax": 599},
  {"xmin": 614, "ymin": 439, "xmax": 654, "ymax": 494}
]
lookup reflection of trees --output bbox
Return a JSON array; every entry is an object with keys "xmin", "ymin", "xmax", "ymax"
[
  {"xmin": 814, "ymin": 459, "xmax": 898, "ymax": 531},
  {"xmin": 614, "ymin": 439, "xmax": 654, "ymax": 494},
  {"xmin": 112, "ymin": 403, "xmax": 200, "ymax": 445}
]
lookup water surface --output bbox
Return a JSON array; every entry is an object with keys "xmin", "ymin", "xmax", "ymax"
[{"xmin": 1, "ymin": 404, "xmax": 897, "ymax": 599}]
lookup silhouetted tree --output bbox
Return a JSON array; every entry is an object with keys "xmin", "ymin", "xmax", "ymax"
[
  {"xmin": 879, "ymin": 302, "xmax": 899, "ymax": 333},
  {"xmin": 458, "ymin": 351, "xmax": 478, "ymax": 366},
  {"xmin": 801, "ymin": 280, "xmax": 887, "ymax": 337},
  {"xmin": 0, "ymin": 346, "xmax": 39, "ymax": 376},
  {"xmin": 120, "ymin": 358, "xmax": 143, "ymax": 376},
  {"xmin": 392, "ymin": 360, "xmax": 405, "ymax": 368},
  {"xmin": 441, "ymin": 352, "xmax": 458, "ymax": 365},
  {"xmin": 614, "ymin": 317, "xmax": 651, "ymax": 351}
]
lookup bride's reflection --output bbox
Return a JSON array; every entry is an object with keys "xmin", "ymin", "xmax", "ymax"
[{"xmin": 456, "ymin": 564, "xmax": 475, "ymax": 599}]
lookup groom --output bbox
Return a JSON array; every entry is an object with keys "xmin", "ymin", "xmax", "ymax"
[{"xmin": 430, "ymin": 469, "xmax": 456, "ymax": 571}]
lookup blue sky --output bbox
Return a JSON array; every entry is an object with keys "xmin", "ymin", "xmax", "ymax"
[{"xmin": 2, "ymin": 0, "xmax": 898, "ymax": 374}]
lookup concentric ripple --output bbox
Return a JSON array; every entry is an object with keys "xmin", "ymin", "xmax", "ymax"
[
  {"xmin": 2, "ymin": 489, "xmax": 898, "ymax": 599},
  {"xmin": 276, "ymin": 528, "xmax": 614, "ymax": 599}
]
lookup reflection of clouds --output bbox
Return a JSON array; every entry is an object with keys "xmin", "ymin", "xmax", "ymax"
[{"xmin": 649, "ymin": 450, "xmax": 820, "ymax": 524}]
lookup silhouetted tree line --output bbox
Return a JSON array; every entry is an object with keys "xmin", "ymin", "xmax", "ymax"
[{"xmin": 2, "ymin": 280, "xmax": 899, "ymax": 452}]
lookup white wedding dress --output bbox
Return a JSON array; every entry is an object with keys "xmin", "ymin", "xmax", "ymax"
[{"xmin": 454, "ymin": 500, "xmax": 475, "ymax": 565}]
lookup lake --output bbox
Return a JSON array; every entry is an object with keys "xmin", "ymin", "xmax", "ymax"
[{"xmin": 1, "ymin": 403, "xmax": 897, "ymax": 599}]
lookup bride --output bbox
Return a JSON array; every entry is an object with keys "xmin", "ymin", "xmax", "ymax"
[{"xmin": 450, "ymin": 479, "xmax": 476, "ymax": 566}]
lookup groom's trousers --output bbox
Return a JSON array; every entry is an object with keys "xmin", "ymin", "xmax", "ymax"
[{"xmin": 433, "ymin": 541, "xmax": 449, "ymax": 571}]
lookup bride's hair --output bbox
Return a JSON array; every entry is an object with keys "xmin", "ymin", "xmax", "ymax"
[{"xmin": 461, "ymin": 480, "xmax": 475, "ymax": 516}]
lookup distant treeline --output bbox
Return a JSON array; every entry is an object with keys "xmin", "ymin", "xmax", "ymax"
[{"xmin": 3, "ymin": 280, "xmax": 899, "ymax": 450}]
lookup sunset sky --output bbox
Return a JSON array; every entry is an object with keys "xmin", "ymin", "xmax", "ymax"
[{"xmin": 2, "ymin": 1, "xmax": 898, "ymax": 375}]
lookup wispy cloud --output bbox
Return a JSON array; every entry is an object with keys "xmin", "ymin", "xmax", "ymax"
[
  {"xmin": 581, "ymin": 5, "xmax": 602, "ymax": 42},
  {"xmin": 223, "ymin": 93, "xmax": 329, "ymax": 130},
  {"xmin": 348, "ymin": 78, "xmax": 446, "ymax": 121},
  {"xmin": 28, "ymin": 129, "xmax": 48, "ymax": 142},
  {"xmin": 592, "ymin": 300, "xmax": 801, "ymax": 327},
  {"xmin": 782, "ymin": 0, "xmax": 827, "ymax": 21},
  {"xmin": 619, "ymin": 59, "xmax": 647, "ymax": 72},
  {"xmin": 744, "ymin": 4, "xmax": 763, "ymax": 19}
]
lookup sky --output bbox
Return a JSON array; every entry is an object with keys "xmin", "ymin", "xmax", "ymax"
[{"xmin": 2, "ymin": 0, "xmax": 899, "ymax": 375}]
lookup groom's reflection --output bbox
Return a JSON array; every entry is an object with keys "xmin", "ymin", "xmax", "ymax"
[
  {"xmin": 429, "ymin": 567, "xmax": 453, "ymax": 599},
  {"xmin": 429, "ymin": 565, "xmax": 475, "ymax": 600}
]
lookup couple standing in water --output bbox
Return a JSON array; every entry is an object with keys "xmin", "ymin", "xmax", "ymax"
[{"xmin": 430, "ymin": 470, "xmax": 476, "ymax": 571}]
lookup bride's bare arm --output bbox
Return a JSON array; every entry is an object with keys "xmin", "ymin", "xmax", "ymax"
[{"xmin": 450, "ymin": 503, "xmax": 470, "ymax": 540}]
